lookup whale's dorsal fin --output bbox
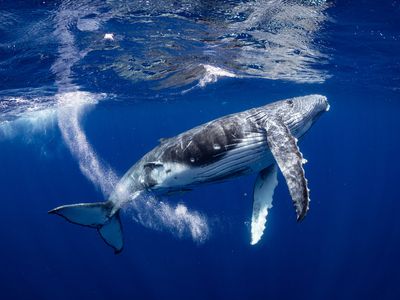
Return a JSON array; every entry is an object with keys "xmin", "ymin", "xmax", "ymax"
[
  {"xmin": 251, "ymin": 164, "xmax": 278, "ymax": 245},
  {"xmin": 265, "ymin": 119, "xmax": 310, "ymax": 221}
]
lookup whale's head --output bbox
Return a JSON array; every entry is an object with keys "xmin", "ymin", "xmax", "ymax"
[{"xmin": 272, "ymin": 94, "xmax": 329, "ymax": 137}]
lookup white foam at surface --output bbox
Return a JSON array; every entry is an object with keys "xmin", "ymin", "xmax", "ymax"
[
  {"xmin": 198, "ymin": 64, "xmax": 236, "ymax": 87},
  {"xmin": 103, "ymin": 33, "xmax": 114, "ymax": 40},
  {"xmin": 0, "ymin": 95, "xmax": 57, "ymax": 140},
  {"xmin": 0, "ymin": 108, "xmax": 56, "ymax": 140}
]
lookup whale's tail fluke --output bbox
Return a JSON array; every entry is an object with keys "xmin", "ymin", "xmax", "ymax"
[{"xmin": 48, "ymin": 201, "xmax": 123, "ymax": 254}]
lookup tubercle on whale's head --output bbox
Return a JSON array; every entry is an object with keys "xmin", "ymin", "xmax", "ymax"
[
  {"xmin": 294, "ymin": 94, "xmax": 329, "ymax": 121},
  {"xmin": 272, "ymin": 94, "xmax": 329, "ymax": 136}
]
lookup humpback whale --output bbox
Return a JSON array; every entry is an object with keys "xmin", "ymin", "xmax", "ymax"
[{"xmin": 49, "ymin": 94, "xmax": 329, "ymax": 253}]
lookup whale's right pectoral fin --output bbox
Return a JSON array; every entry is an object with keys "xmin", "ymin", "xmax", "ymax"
[
  {"xmin": 251, "ymin": 164, "xmax": 278, "ymax": 245},
  {"xmin": 265, "ymin": 119, "xmax": 310, "ymax": 221}
]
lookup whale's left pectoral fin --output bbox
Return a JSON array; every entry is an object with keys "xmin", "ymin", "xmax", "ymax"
[
  {"xmin": 251, "ymin": 164, "xmax": 278, "ymax": 245},
  {"xmin": 265, "ymin": 119, "xmax": 310, "ymax": 221}
]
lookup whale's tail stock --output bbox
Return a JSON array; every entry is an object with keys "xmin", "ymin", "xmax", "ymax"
[{"xmin": 49, "ymin": 201, "xmax": 123, "ymax": 254}]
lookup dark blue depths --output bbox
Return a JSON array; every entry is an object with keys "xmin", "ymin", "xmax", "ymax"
[{"xmin": 0, "ymin": 1, "xmax": 400, "ymax": 300}]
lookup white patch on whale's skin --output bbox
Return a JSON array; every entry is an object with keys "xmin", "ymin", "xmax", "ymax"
[{"xmin": 144, "ymin": 161, "xmax": 195, "ymax": 189}]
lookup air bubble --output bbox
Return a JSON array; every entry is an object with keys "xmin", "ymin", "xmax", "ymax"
[{"xmin": 190, "ymin": 157, "xmax": 195, "ymax": 163}]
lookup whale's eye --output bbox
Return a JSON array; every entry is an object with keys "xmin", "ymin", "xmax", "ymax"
[{"xmin": 286, "ymin": 100, "xmax": 294, "ymax": 107}]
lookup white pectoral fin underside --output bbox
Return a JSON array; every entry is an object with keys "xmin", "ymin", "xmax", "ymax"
[
  {"xmin": 251, "ymin": 164, "xmax": 278, "ymax": 245},
  {"xmin": 265, "ymin": 119, "xmax": 310, "ymax": 221}
]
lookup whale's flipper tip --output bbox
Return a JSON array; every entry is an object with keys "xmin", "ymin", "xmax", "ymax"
[
  {"xmin": 296, "ymin": 211, "xmax": 307, "ymax": 222},
  {"xmin": 49, "ymin": 201, "xmax": 123, "ymax": 253},
  {"xmin": 251, "ymin": 164, "xmax": 278, "ymax": 245}
]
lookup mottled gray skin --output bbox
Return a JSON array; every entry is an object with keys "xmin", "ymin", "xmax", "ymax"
[
  {"xmin": 49, "ymin": 94, "xmax": 329, "ymax": 253},
  {"xmin": 110, "ymin": 95, "xmax": 329, "ymax": 212}
]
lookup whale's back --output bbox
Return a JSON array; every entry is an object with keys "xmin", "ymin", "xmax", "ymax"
[{"xmin": 156, "ymin": 112, "xmax": 260, "ymax": 168}]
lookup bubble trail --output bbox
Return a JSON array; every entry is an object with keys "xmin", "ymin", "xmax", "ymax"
[{"xmin": 51, "ymin": 1, "xmax": 209, "ymax": 242}]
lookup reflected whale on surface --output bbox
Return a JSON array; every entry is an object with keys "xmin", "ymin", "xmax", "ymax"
[{"xmin": 49, "ymin": 94, "xmax": 329, "ymax": 253}]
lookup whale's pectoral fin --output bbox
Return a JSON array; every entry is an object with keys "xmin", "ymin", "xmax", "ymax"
[
  {"xmin": 265, "ymin": 119, "xmax": 310, "ymax": 221},
  {"xmin": 251, "ymin": 164, "xmax": 278, "ymax": 245}
]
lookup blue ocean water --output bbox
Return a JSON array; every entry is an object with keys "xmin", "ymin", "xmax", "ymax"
[{"xmin": 0, "ymin": 0, "xmax": 399, "ymax": 299}]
